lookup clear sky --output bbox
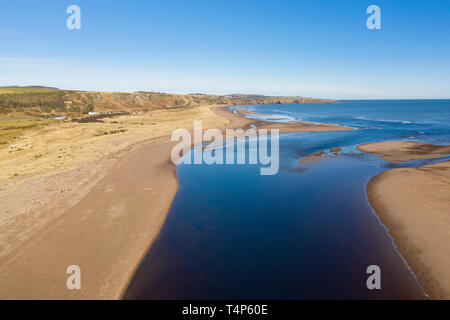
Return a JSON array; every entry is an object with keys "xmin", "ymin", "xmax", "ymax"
[{"xmin": 1, "ymin": 0, "xmax": 449, "ymax": 99}]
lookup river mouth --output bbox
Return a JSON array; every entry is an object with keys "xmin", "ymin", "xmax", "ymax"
[
  {"xmin": 124, "ymin": 101, "xmax": 449, "ymax": 299},
  {"xmin": 124, "ymin": 144, "xmax": 426, "ymax": 299}
]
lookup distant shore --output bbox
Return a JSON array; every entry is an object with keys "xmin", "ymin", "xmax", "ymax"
[
  {"xmin": 358, "ymin": 141, "xmax": 450, "ymax": 299},
  {"xmin": 214, "ymin": 106, "xmax": 353, "ymax": 133}
]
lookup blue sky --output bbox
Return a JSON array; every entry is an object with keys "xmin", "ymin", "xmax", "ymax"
[{"xmin": 0, "ymin": 0, "xmax": 449, "ymax": 99}]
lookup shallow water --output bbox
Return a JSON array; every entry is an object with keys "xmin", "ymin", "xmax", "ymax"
[{"xmin": 125, "ymin": 100, "xmax": 450, "ymax": 299}]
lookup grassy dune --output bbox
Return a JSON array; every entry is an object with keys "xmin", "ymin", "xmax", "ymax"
[
  {"xmin": 0, "ymin": 119, "xmax": 57, "ymax": 149},
  {"xmin": 0, "ymin": 104, "xmax": 229, "ymax": 181}
]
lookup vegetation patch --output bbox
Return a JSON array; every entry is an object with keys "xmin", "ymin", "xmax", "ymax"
[{"xmin": 0, "ymin": 119, "xmax": 56, "ymax": 148}]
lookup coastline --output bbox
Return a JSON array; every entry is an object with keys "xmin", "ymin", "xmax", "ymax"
[
  {"xmin": 0, "ymin": 103, "xmax": 351, "ymax": 299},
  {"xmin": 0, "ymin": 137, "xmax": 179, "ymax": 299},
  {"xmin": 213, "ymin": 105, "xmax": 353, "ymax": 133},
  {"xmin": 359, "ymin": 141, "xmax": 450, "ymax": 299},
  {"xmin": 0, "ymin": 104, "xmax": 229, "ymax": 299}
]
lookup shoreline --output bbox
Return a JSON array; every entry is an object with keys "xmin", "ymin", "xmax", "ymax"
[
  {"xmin": 359, "ymin": 141, "xmax": 450, "ymax": 299},
  {"xmin": 0, "ymin": 136, "xmax": 180, "ymax": 299},
  {"xmin": 212, "ymin": 105, "xmax": 353, "ymax": 133},
  {"xmin": 0, "ymin": 104, "xmax": 229, "ymax": 299},
  {"xmin": 0, "ymin": 103, "xmax": 352, "ymax": 299}
]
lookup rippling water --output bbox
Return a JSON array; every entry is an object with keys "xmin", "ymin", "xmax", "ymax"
[
  {"xmin": 125, "ymin": 100, "xmax": 450, "ymax": 299},
  {"xmin": 241, "ymin": 100, "xmax": 450, "ymax": 145}
]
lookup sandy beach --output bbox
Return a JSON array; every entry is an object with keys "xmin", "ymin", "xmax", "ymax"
[
  {"xmin": 0, "ymin": 104, "xmax": 350, "ymax": 299},
  {"xmin": 0, "ymin": 104, "xmax": 230, "ymax": 299},
  {"xmin": 0, "ymin": 138, "xmax": 179, "ymax": 299},
  {"xmin": 358, "ymin": 141, "xmax": 450, "ymax": 162},
  {"xmin": 359, "ymin": 141, "xmax": 450, "ymax": 299}
]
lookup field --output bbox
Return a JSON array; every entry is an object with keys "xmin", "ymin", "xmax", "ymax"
[
  {"xmin": 0, "ymin": 119, "xmax": 57, "ymax": 149},
  {"xmin": 0, "ymin": 88, "xmax": 63, "ymax": 148},
  {"xmin": 0, "ymin": 104, "xmax": 230, "ymax": 181}
]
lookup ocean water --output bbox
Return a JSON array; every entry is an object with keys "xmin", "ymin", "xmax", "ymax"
[
  {"xmin": 241, "ymin": 100, "xmax": 450, "ymax": 146},
  {"xmin": 125, "ymin": 100, "xmax": 450, "ymax": 299}
]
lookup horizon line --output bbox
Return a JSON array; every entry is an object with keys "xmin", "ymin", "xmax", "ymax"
[{"xmin": 1, "ymin": 85, "xmax": 449, "ymax": 101}]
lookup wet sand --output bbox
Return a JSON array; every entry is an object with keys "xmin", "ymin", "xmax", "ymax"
[
  {"xmin": 358, "ymin": 141, "xmax": 450, "ymax": 162},
  {"xmin": 360, "ymin": 141, "xmax": 450, "ymax": 299},
  {"xmin": 298, "ymin": 148, "xmax": 343, "ymax": 164}
]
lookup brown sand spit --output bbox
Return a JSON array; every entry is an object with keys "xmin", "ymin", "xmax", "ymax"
[
  {"xmin": 299, "ymin": 151, "xmax": 326, "ymax": 164},
  {"xmin": 298, "ymin": 148, "xmax": 342, "ymax": 164},
  {"xmin": 222, "ymin": 107, "xmax": 353, "ymax": 134},
  {"xmin": 360, "ymin": 141, "xmax": 450, "ymax": 299},
  {"xmin": 0, "ymin": 104, "xmax": 351, "ymax": 300},
  {"xmin": 358, "ymin": 141, "xmax": 450, "ymax": 162},
  {"xmin": 257, "ymin": 121, "xmax": 352, "ymax": 133},
  {"xmin": 236, "ymin": 109, "xmax": 270, "ymax": 116}
]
